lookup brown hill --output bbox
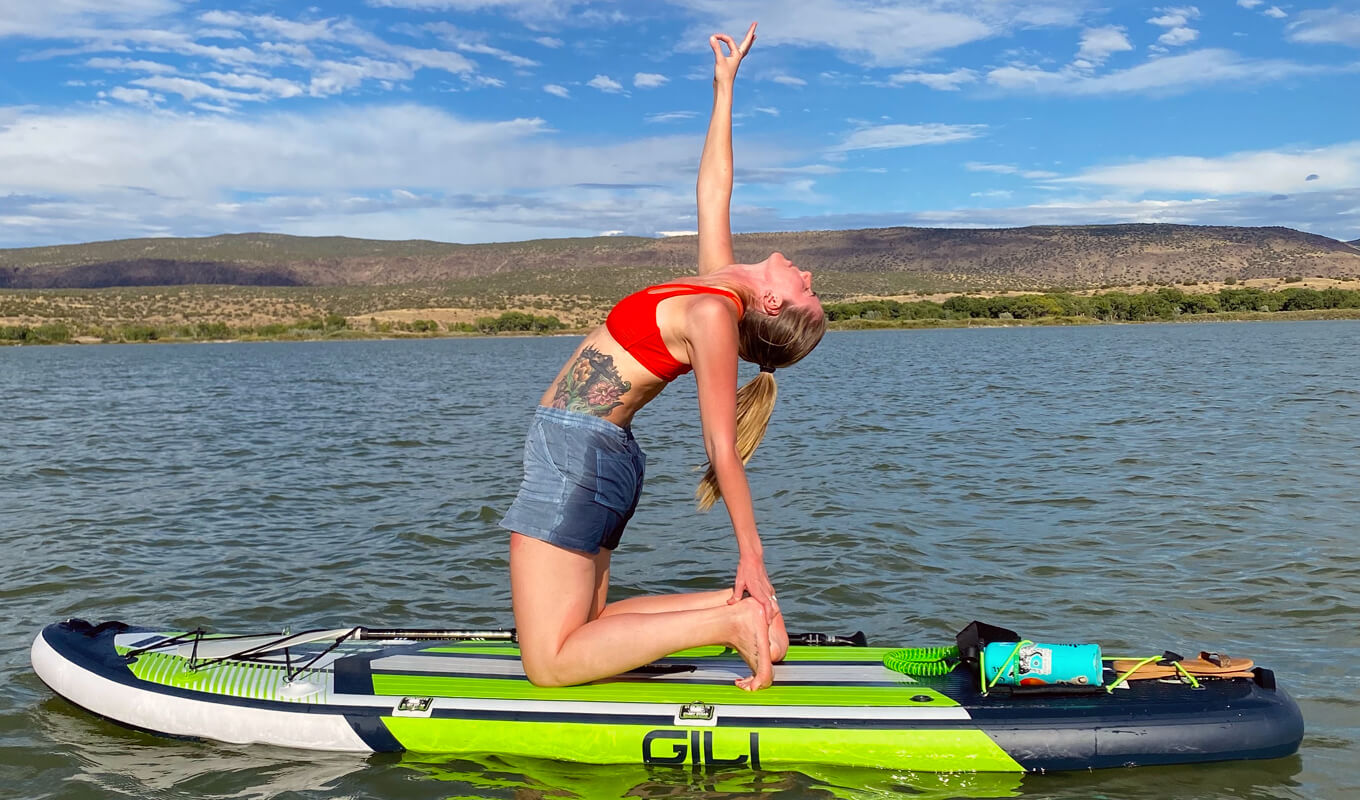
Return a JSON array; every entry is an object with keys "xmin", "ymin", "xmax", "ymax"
[{"xmin": 2, "ymin": 224, "xmax": 1358, "ymax": 294}]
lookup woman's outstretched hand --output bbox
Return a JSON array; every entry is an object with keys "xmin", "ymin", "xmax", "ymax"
[
  {"xmin": 710, "ymin": 22, "xmax": 756, "ymax": 85},
  {"xmin": 730, "ymin": 553, "xmax": 778, "ymax": 621}
]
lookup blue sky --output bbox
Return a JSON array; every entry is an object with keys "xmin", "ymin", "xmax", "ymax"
[{"xmin": 1, "ymin": 0, "xmax": 1358, "ymax": 248}]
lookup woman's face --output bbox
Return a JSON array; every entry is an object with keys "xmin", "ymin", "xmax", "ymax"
[{"xmin": 760, "ymin": 252, "xmax": 819, "ymax": 314}]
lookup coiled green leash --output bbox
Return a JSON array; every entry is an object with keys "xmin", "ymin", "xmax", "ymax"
[{"xmin": 882, "ymin": 645, "xmax": 960, "ymax": 676}]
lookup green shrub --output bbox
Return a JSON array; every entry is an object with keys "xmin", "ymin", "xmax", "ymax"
[
  {"xmin": 119, "ymin": 325, "xmax": 158, "ymax": 342},
  {"xmin": 195, "ymin": 321, "xmax": 231, "ymax": 339},
  {"xmin": 475, "ymin": 312, "xmax": 566, "ymax": 334}
]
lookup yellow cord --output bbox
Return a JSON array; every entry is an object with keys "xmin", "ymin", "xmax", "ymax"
[{"xmin": 1103, "ymin": 655, "xmax": 1202, "ymax": 692}]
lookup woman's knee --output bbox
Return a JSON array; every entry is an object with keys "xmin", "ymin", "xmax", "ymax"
[{"xmin": 519, "ymin": 648, "xmax": 571, "ymax": 687}]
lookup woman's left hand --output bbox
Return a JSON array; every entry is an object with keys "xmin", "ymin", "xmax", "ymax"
[
  {"xmin": 710, "ymin": 22, "xmax": 756, "ymax": 85},
  {"xmin": 730, "ymin": 554, "xmax": 778, "ymax": 620}
]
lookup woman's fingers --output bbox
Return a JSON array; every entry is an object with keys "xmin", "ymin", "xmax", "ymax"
[{"xmin": 738, "ymin": 22, "xmax": 757, "ymax": 55}]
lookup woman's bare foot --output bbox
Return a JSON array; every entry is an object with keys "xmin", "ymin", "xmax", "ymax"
[{"xmin": 728, "ymin": 597, "xmax": 773, "ymax": 690}]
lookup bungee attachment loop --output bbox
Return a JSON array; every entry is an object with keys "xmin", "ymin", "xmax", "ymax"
[{"xmin": 882, "ymin": 645, "xmax": 960, "ymax": 677}]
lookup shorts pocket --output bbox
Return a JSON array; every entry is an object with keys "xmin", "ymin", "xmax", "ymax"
[
  {"xmin": 594, "ymin": 450, "xmax": 640, "ymax": 514},
  {"xmin": 530, "ymin": 422, "xmax": 570, "ymax": 479}
]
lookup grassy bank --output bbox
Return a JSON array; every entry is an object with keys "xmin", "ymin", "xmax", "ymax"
[
  {"xmin": 825, "ymin": 285, "xmax": 1360, "ymax": 326},
  {"xmin": 4, "ymin": 285, "xmax": 1359, "ymax": 346},
  {"xmin": 0, "ymin": 311, "xmax": 566, "ymax": 345},
  {"xmin": 829, "ymin": 307, "xmax": 1360, "ymax": 330}
]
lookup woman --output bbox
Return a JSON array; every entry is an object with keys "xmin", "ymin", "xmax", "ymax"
[{"xmin": 501, "ymin": 22, "xmax": 825, "ymax": 692}]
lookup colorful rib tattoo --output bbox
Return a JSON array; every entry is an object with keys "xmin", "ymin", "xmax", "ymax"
[{"xmin": 550, "ymin": 346, "xmax": 632, "ymax": 417}]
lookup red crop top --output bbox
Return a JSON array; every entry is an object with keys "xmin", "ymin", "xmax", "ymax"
[{"xmin": 605, "ymin": 283, "xmax": 745, "ymax": 381}]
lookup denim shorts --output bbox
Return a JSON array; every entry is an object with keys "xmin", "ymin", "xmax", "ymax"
[{"xmin": 499, "ymin": 406, "xmax": 646, "ymax": 554}]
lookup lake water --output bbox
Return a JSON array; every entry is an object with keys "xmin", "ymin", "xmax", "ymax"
[{"xmin": 2, "ymin": 321, "xmax": 1357, "ymax": 800}]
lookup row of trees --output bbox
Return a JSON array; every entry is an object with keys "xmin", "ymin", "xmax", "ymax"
[
  {"xmin": 472, "ymin": 311, "xmax": 566, "ymax": 334},
  {"xmin": 0, "ymin": 317, "xmax": 350, "ymax": 343},
  {"xmin": 3, "ymin": 311, "xmax": 568, "ymax": 344},
  {"xmin": 827, "ymin": 287, "xmax": 1360, "ymax": 323}
]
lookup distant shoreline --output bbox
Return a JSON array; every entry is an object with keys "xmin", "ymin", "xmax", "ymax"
[
  {"xmin": 5, "ymin": 307, "xmax": 1359, "ymax": 347},
  {"xmin": 5, "ymin": 278, "xmax": 1359, "ymax": 346}
]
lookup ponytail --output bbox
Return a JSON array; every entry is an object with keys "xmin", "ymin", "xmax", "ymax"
[
  {"xmin": 695, "ymin": 369, "xmax": 778, "ymax": 511},
  {"xmin": 692, "ymin": 283, "xmax": 826, "ymax": 511}
]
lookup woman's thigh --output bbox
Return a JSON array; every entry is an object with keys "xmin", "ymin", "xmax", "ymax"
[{"xmin": 509, "ymin": 533, "xmax": 609, "ymax": 662}]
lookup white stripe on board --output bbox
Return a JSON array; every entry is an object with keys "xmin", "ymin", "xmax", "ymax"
[
  {"xmin": 310, "ymin": 692, "xmax": 972, "ymax": 722},
  {"xmin": 369, "ymin": 654, "xmax": 915, "ymax": 684}
]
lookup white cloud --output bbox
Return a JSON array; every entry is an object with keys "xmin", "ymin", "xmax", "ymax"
[
  {"xmin": 1288, "ymin": 7, "xmax": 1360, "ymax": 45},
  {"xmin": 658, "ymin": 230, "xmax": 698, "ymax": 237},
  {"xmin": 587, "ymin": 74, "xmax": 624, "ymax": 93},
  {"xmin": 1238, "ymin": 0, "xmax": 1263, "ymax": 8},
  {"xmin": 463, "ymin": 75, "xmax": 505, "ymax": 88},
  {"xmin": 260, "ymin": 42, "xmax": 315, "ymax": 60},
  {"xmin": 385, "ymin": 46, "xmax": 478, "ymax": 75},
  {"xmin": 197, "ymin": 27, "xmax": 246, "ymax": 41},
  {"xmin": 770, "ymin": 74, "xmax": 806, "ymax": 87},
  {"xmin": 16, "ymin": 8, "xmax": 499, "ymax": 107},
  {"xmin": 1077, "ymin": 26, "xmax": 1133, "ymax": 64},
  {"xmin": 534, "ymin": 36, "xmax": 563, "ymax": 48},
  {"xmin": 970, "ymin": 189, "xmax": 1013, "ymax": 199},
  {"xmin": 751, "ymin": 189, "xmax": 1359, "ymax": 241},
  {"xmin": 130, "ymin": 76, "xmax": 260, "ymax": 104},
  {"xmin": 460, "ymin": 42, "xmax": 538, "ymax": 67},
  {"xmin": 1264, "ymin": 6, "xmax": 1288, "ymax": 19},
  {"xmin": 308, "ymin": 59, "xmax": 414, "ymax": 96},
  {"xmin": 1148, "ymin": 7, "xmax": 1201, "ymax": 29},
  {"xmin": 365, "ymin": 0, "xmax": 588, "ymax": 20},
  {"xmin": 966, "ymin": 162, "xmax": 1020, "ymax": 174},
  {"xmin": 1056, "ymin": 142, "xmax": 1360, "ymax": 195},
  {"xmin": 888, "ymin": 68, "xmax": 978, "ymax": 91},
  {"xmin": 987, "ymin": 49, "xmax": 1341, "ymax": 96},
  {"xmin": 202, "ymin": 71, "xmax": 305, "ymax": 98},
  {"xmin": 105, "ymin": 86, "xmax": 162, "ymax": 108},
  {"xmin": 422, "ymin": 23, "xmax": 539, "ymax": 67},
  {"xmin": 0, "ymin": 0, "xmax": 179, "ymax": 38},
  {"xmin": 634, "ymin": 72, "xmax": 668, "ymax": 88},
  {"xmin": 754, "ymin": 106, "xmax": 779, "ymax": 116},
  {"xmin": 40, "ymin": 28, "xmax": 275, "ymax": 68},
  {"xmin": 543, "ymin": 83, "xmax": 569, "ymax": 98},
  {"xmin": 832, "ymin": 123, "xmax": 986, "ymax": 153},
  {"xmin": 85, "ymin": 57, "xmax": 177, "ymax": 74},
  {"xmin": 675, "ymin": 0, "xmax": 997, "ymax": 67},
  {"xmin": 645, "ymin": 110, "xmax": 699, "ymax": 123},
  {"xmin": 1148, "ymin": 6, "xmax": 1200, "ymax": 48},
  {"xmin": 197, "ymin": 10, "xmax": 338, "ymax": 42},
  {"xmin": 0, "ymin": 103, "xmax": 749, "ymax": 245},
  {"xmin": 965, "ymin": 162, "xmax": 1060, "ymax": 179},
  {"xmin": 1158, "ymin": 26, "xmax": 1199, "ymax": 46}
]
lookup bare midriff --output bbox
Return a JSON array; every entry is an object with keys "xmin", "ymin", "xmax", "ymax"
[{"xmin": 537, "ymin": 327, "xmax": 671, "ymax": 429}]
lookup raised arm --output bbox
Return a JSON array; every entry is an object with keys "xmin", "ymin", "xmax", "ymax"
[
  {"xmin": 697, "ymin": 23, "xmax": 756, "ymax": 276},
  {"xmin": 685, "ymin": 297, "xmax": 776, "ymax": 619}
]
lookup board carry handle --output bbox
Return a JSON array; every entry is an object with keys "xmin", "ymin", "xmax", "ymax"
[
  {"xmin": 789, "ymin": 631, "xmax": 868, "ymax": 647},
  {"xmin": 357, "ymin": 628, "xmax": 518, "ymax": 641}
]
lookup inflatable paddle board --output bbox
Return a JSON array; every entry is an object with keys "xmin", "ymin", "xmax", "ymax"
[{"xmin": 31, "ymin": 619, "xmax": 1302, "ymax": 773}]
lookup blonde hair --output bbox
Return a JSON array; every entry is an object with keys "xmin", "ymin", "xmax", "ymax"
[{"xmin": 695, "ymin": 300, "xmax": 827, "ymax": 510}]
